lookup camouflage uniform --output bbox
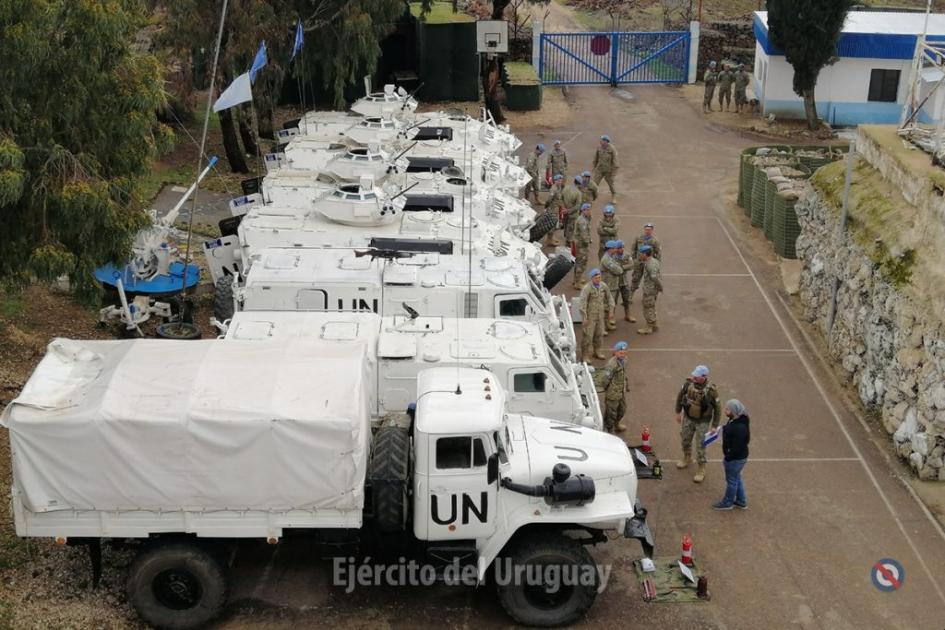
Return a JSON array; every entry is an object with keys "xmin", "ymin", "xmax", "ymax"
[
  {"xmin": 561, "ymin": 183, "xmax": 583, "ymax": 244},
  {"xmin": 592, "ymin": 145, "xmax": 619, "ymax": 196},
  {"xmin": 596, "ymin": 356, "xmax": 628, "ymax": 433},
  {"xmin": 524, "ymin": 152, "xmax": 541, "ymax": 202},
  {"xmin": 578, "ymin": 281, "xmax": 615, "ymax": 361},
  {"xmin": 675, "ymin": 379, "xmax": 721, "ymax": 466},
  {"xmin": 543, "ymin": 184, "xmax": 565, "ymax": 246},
  {"xmin": 703, "ymin": 68, "xmax": 718, "ymax": 111},
  {"xmin": 597, "ymin": 215, "xmax": 620, "ymax": 260},
  {"xmin": 573, "ymin": 214, "xmax": 593, "ymax": 288},
  {"xmin": 639, "ymin": 256, "xmax": 662, "ymax": 333},
  {"xmin": 549, "ymin": 148, "xmax": 568, "ymax": 180},
  {"xmin": 734, "ymin": 69, "xmax": 750, "ymax": 111},
  {"xmin": 629, "ymin": 233, "xmax": 662, "ymax": 298},
  {"xmin": 580, "ymin": 179, "xmax": 598, "ymax": 205},
  {"xmin": 600, "ymin": 252, "xmax": 626, "ymax": 331},
  {"xmin": 717, "ymin": 67, "xmax": 734, "ymax": 111}
]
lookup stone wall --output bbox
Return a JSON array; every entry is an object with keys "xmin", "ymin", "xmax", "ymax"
[
  {"xmin": 697, "ymin": 20, "xmax": 753, "ymax": 80},
  {"xmin": 794, "ymin": 134, "xmax": 945, "ymax": 481}
]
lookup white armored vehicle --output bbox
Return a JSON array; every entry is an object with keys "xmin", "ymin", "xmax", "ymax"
[
  {"xmin": 3, "ymin": 339, "xmax": 652, "ymax": 629},
  {"xmin": 222, "ymin": 310, "xmax": 600, "ymax": 428},
  {"xmin": 218, "ymin": 247, "xmax": 575, "ymax": 358}
]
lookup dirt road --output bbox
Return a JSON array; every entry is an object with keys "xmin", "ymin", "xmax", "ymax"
[{"xmin": 206, "ymin": 84, "xmax": 945, "ymax": 629}]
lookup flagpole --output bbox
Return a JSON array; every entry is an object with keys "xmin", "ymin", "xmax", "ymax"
[{"xmin": 250, "ymin": 97, "xmax": 263, "ymax": 175}]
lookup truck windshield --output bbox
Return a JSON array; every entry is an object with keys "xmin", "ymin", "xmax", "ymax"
[
  {"xmin": 526, "ymin": 272, "xmax": 548, "ymax": 307},
  {"xmin": 544, "ymin": 335, "xmax": 569, "ymax": 383}
]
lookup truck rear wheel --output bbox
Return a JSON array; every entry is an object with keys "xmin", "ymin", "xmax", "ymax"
[
  {"xmin": 212, "ymin": 275, "xmax": 235, "ymax": 322},
  {"xmin": 496, "ymin": 534, "xmax": 598, "ymax": 627},
  {"xmin": 368, "ymin": 426, "xmax": 410, "ymax": 533},
  {"xmin": 541, "ymin": 255, "xmax": 574, "ymax": 291},
  {"xmin": 127, "ymin": 542, "xmax": 228, "ymax": 630}
]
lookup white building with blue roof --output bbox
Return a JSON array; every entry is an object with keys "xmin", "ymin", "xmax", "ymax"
[{"xmin": 752, "ymin": 10, "xmax": 945, "ymax": 126}]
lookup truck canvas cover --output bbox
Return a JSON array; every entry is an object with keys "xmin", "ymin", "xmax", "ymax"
[{"xmin": 1, "ymin": 338, "xmax": 371, "ymax": 515}]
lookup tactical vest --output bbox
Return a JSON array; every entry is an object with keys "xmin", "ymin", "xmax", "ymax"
[{"xmin": 683, "ymin": 382, "xmax": 709, "ymax": 419}]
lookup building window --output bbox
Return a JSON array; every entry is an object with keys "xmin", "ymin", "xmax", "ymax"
[{"xmin": 868, "ymin": 69, "xmax": 901, "ymax": 103}]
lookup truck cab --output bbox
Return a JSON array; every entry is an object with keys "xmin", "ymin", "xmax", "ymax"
[{"xmin": 230, "ymin": 247, "xmax": 575, "ymax": 360}]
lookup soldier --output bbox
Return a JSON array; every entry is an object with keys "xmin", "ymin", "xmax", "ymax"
[
  {"xmin": 596, "ymin": 341, "xmax": 629, "ymax": 433},
  {"xmin": 548, "ymin": 139, "xmax": 568, "ymax": 180},
  {"xmin": 734, "ymin": 64, "xmax": 750, "ymax": 114},
  {"xmin": 578, "ymin": 268, "xmax": 614, "ymax": 362},
  {"xmin": 592, "ymin": 135, "xmax": 619, "ymax": 197},
  {"xmin": 637, "ymin": 245, "xmax": 662, "ymax": 335},
  {"xmin": 600, "ymin": 240, "xmax": 627, "ymax": 333},
  {"xmin": 543, "ymin": 173, "xmax": 565, "ymax": 246},
  {"xmin": 674, "ymin": 364, "xmax": 722, "ymax": 483},
  {"xmin": 561, "ymin": 176, "xmax": 583, "ymax": 245},
  {"xmin": 598, "ymin": 204, "xmax": 620, "ymax": 260},
  {"xmin": 703, "ymin": 61, "xmax": 718, "ymax": 113},
  {"xmin": 717, "ymin": 62, "xmax": 734, "ymax": 112},
  {"xmin": 628, "ymin": 222, "xmax": 662, "ymax": 308},
  {"xmin": 573, "ymin": 203, "xmax": 593, "ymax": 289},
  {"xmin": 580, "ymin": 170, "xmax": 598, "ymax": 206},
  {"xmin": 524, "ymin": 144, "xmax": 544, "ymax": 203}
]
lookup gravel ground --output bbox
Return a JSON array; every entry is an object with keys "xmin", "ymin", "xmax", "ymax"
[{"xmin": 0, "ymin": 283, "xmax": 219, "ymax": 629}]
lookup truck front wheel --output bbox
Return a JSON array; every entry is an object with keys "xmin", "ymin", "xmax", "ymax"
[
  {"xmin": 127, "ymin": 542, "xmax": 228, "ymax": 630},
  {"xmin": 496, "ymin": 534, "xmax": 599, "ymax": 627}
]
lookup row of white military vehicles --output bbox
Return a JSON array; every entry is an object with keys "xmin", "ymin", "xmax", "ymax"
[{"xmin": 1, "ymin": 86, "xmax": 653, "ymax": 628}]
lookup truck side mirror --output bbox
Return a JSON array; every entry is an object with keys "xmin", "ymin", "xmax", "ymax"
[{"xmin": 487, "ymin": 453, "xmax": 499, "ymax": 484}]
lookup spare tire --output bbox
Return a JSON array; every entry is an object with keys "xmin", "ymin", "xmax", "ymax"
[
  {"xmin": 156, "ymin": 322, "xmax": 202, "ymax": 340},
  {"xmin": 213, "ymin": 276, "xmax": 235, "ymax": 322},
  {"xmin": 542, "ymin": 254, "xmax": 574, "ymax": 290},
  {"xmin": 368, "ymin": 426, "xmax": 410, "ymax": 533},
  {"xmin": 528, "ymin": 210, "xmax": 558, "ymax": 243}
]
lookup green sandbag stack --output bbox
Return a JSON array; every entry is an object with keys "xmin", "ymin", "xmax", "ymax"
[
  {"xmin": 763, "ymin": 177, "xmax": 778, "ymax": 241},
  {"xmin": 773, "ymin": 191, "xmax": 802, "ymax": 258},
  {"xmin": 738, "ymin": 147, "xmax": 762, "ymax": 210},
  {"xmin": 750, "ymin": 171, "xmax": 766, "ymax": 227}
]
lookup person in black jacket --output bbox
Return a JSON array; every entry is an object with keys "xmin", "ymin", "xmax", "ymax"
[{"xmin": 713, "ymin": 399, "xmax": 750, "ymax": 510}]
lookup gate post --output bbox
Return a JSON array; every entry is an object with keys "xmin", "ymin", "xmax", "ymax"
[
  {"xmin": 610, "ymin": 33, "xmax": 619, "ymax": 87},
  {"xmin": 688, "ymin": 21, "xmax": 700, "ymax": 84},
  {"xmin": 533, "ymin": 20, "xmax": 542, "ymax": 77}
]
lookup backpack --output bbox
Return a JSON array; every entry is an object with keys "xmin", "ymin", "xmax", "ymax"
[{"xmin": 683, "ymin": 381, "xmax": 708, "ymax": 419}]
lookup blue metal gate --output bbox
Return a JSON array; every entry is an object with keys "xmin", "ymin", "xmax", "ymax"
[{"xmin": 539, "ymin": 31, "xmax": 690, "ymax": 86}]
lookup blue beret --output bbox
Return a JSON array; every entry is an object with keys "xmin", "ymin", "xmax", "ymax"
[
  {"xmin": 640, "ymin": 244, "xmax": 653, "ymax": 253},
  {"xmin": 601, "ymin": 135, "xmax": 610, "ymax": 141},
  {"xmin": 553, "ymin": 173, "xmax": 563, "ymax": 181},
  {"xmin": 603, "ymin": 204, "xmax": 615, "ymax": 214},
  {"xmin": 605, "ymin": 240, "xmax": 619, "ymax": 249},
  {"xmin": 614, "ymin": 341, "xmax": 628, "ymax": 351},
  {"xmin": 582, "ymin": 170, "xmax": 591, "ymax": 177},
  {"xmin": 589, "ymin": 268, "xmax": 601, "ymax": 278},
  {"xmin": 581, "ymin": 202, "xmax": 592, "ymax": 210},
  {"xmin": 536, "ymin": 144, "xmax": 545, "ymax": 152}
]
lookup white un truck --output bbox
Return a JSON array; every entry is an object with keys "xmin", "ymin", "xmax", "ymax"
[{"xmin": 2, "ymin": 338, "xmax": 652, "ymax": 628}]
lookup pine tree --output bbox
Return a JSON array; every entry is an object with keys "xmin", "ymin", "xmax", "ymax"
[
  {"xmin": 0, "ymin": 0, "xmax": 172, "ymax": 301},
  {"xmin": 767, "ymin": 0, "xmax": 855, "ymax": 130}
]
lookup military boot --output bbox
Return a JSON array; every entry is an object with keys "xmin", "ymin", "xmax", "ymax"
[
  {"xmin": 607, "ymin": 316, "xmax": 617, "ymax": 331},
  {"xmin": 693, "ymin": 464, "xmax": 706, "ymax": 483},
  {"xmin": 594, "ymin": 349, "xmax": 607, "ymax": 360},
  {"xmin": 616, "ymin": 422, "xmax": 627, "ymax": 432},
  {"xmin": 637, "ymin": 326, "xmax": 654, "ymax": 335},
  {"xmin": 676, "ymin": 453, "xmax": 691, "ymax": 469},
  {"xmin": 624, "ymin": 307, "xmax": 636, "ymax": 323}
]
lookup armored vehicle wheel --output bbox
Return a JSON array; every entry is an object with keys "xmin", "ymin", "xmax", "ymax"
[
  {"xmin": 528, "ymin": 211, "xmax": 558, "ymax": 243},
  {"xmin": 127, "ymin": 542, "xmax": 228, "ymax": 630},
  {"xmin": 368, "ymin": 426, "xmax": 410, "ymax": 533},
  {"xmin": 155, "ymin": 323, "xmax": 201, "ymax": 340},
  {"xmin": 496, "ymin": 534, "xmax": 598, "ymax": 627},
  {"xmin": 541, "ymin": 255, "xmax": 574, "ymax": 291},
  {"xmin": 212, "ymin": 276, "xmax": 235, "ymax": 322}
]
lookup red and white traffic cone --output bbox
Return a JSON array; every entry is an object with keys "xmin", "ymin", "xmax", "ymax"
[
  {"xmin": 641, "ymin": 426, "xmax": 652, "ymax": 453},
  {"xmin": 681, "ymin": 535, "xmax": 694, "ymax": 566}
]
